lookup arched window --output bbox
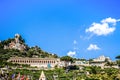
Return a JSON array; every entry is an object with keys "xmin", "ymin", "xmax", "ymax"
[
  {"xmin": 52, "ymin": 61, "xmax": 54, "ymax": 63},
  {"xmin": 40, "ymin": 61, "xmax": 41, "ymax": 63}
]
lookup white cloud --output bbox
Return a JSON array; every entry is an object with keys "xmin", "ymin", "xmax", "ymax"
[
  {"xmin": 86, "ymin": 23, "xmax": 115, "ymax": 36},
  {"xmin": 87, "ymin": 44, "xmax": 100, "ymax": 51},
  {"xmin": 101, "ymin": 17, "xmax": 120, "ymax": 25},
  {"xmin": 73, "ymin": 40, "xmax": 77, "ymax": 44},
  {"xmin": 86, "ymin": 17, "xmax": 120, "ymax": 36},
  {"xmin": 67, "ymin": 51, "xmax": 76, "ymax": 57}
]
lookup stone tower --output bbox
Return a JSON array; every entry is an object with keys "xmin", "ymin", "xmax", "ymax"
[{"xmin": 15, "ymin": 33, "xmax": 20, "ymax": 43}]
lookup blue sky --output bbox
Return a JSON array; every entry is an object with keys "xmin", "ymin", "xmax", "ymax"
[{"xmin": 0, "ymin": 0, "xmax": 120, "ymax": 60}]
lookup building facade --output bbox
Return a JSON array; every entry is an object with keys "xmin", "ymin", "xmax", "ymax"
[
  {"xmin": 75, "ymin": 61, "xmax": 89, "ymax": 66},
  {"xmin": 90, "ymin": 55, "xmax": 111, "ymax": 68},
  {"xmin": 59, "ymin": 61, "xmax": 71, "ymax": 67},
  {"xmin": 8, "ymin": 57, "xmax": 60, "ymax": 68}
]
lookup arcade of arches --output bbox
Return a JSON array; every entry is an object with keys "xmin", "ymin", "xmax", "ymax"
[{"xmin": 8, "ymin": 57, "xmax": 60, "ymax": 68}]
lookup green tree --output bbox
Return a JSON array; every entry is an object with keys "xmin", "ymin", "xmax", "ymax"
[
  {"xmin": 18, "ymin": 35, "xmax": 25, "ymax": 43},
  {"xmin": 116, "ymin": 55, "xmax": 120, "ymax": 67},
  {"xmin": 116, "ymin": 55, "xmax": 120, "ymax": 59},
  {"xmin": 105, "ymin": 61, "xmax": 115, "ymax": 67},
  {"xmin": 60, "ymin": 56, "xmax": 73, "ymax": 62}
]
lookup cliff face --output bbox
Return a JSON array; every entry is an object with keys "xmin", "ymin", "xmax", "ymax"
[{"xmin": 3, "ymin": 34, "xmax": 26, "ymax": 51}]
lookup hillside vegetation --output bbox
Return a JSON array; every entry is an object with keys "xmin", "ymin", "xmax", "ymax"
[{"xmin": 0, "ymin": 34, "xmax": 58, "ymax": 62}]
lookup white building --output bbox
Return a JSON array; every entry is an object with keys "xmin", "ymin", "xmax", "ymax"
[
  {"xmin": 90, "ymin": 55, "xmax": 111, "ymax": 68},
  {"xmin": 59, "ymin": 61, "xmax": 71, "ymax": 67},
  {"xmin": 75, "ymin": 61, "xmax": 89, "ymax": 66},
  {"xmin": 8, "ymin": 57, "xmax": 60, "ymax": 68}
]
